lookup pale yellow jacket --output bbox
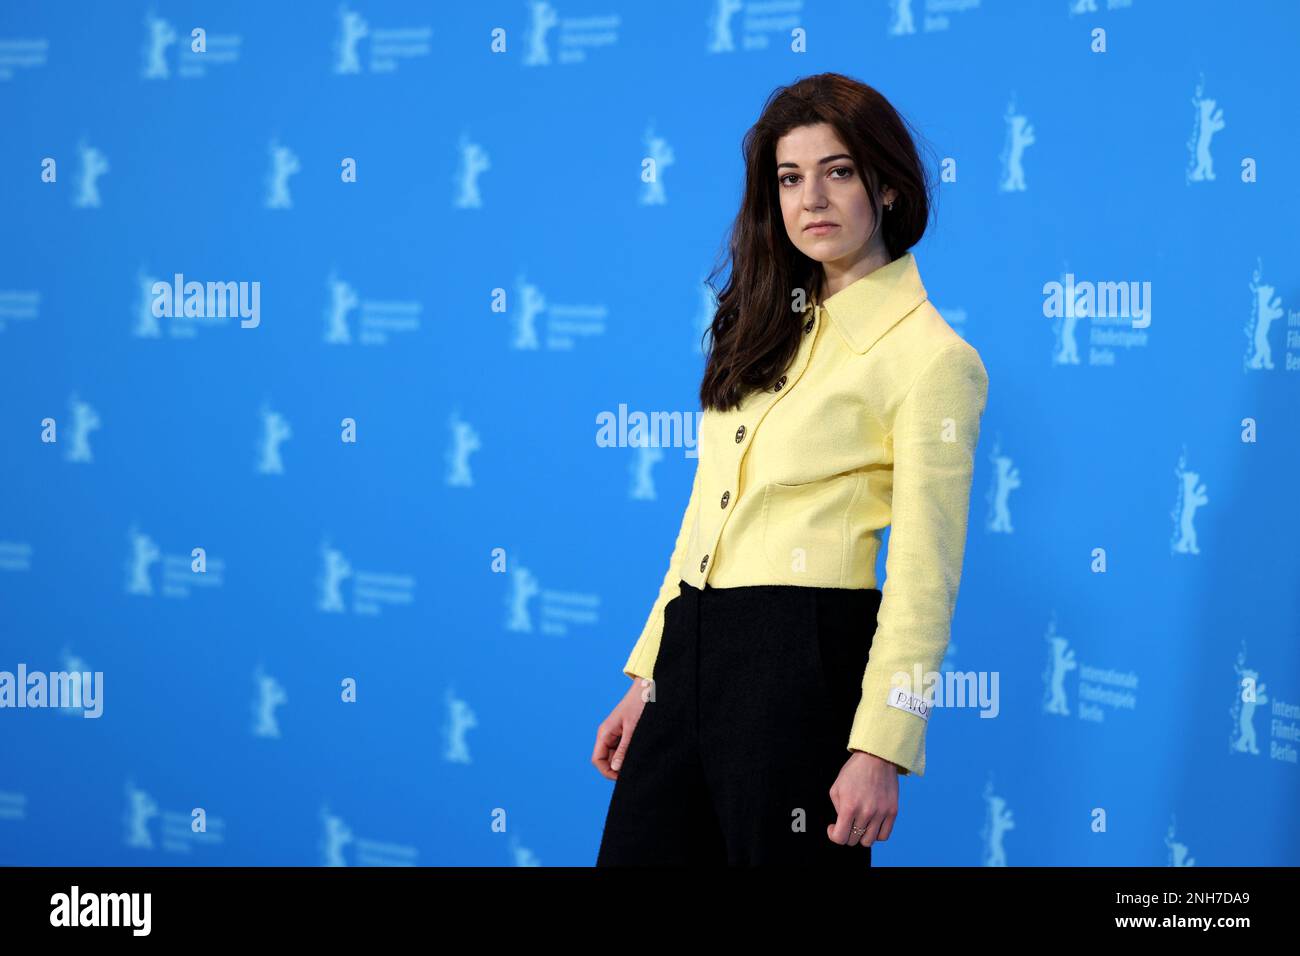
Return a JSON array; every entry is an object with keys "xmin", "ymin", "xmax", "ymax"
[{"xmin": 623, "ymin": 251, "xmax": 989, "ymax": 777}]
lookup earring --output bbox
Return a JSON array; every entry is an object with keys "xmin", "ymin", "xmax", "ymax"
[{"xmin": 885, "ymin": 200, "xmax": 895, "ymax": 211}]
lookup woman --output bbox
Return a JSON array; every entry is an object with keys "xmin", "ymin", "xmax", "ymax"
[{"xmin": 592, "ymin": 73, "xmax": 989, "ymax": 866}]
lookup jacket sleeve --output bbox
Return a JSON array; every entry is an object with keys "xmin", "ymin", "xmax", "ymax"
[
  {"xmin": 847, "ymin": 340, "xmax": 989, "ymax": 776},
  {"xmin": 622, "ymin": 456, "xmax": 703, "ymax": 681}
]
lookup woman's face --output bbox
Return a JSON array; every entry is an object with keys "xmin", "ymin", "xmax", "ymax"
[{"xmin": 774, "ymin": 122, "xmax": 895, "ymax": 279}]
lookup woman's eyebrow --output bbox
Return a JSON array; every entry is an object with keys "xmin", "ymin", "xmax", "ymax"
[{"xmin": 776, "ymin": 153, "xmax": 854, "ymax": 170}]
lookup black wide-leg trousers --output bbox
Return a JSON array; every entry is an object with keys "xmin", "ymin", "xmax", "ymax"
[{"xmin": 597, "ymin": 578, "xmax": 882, "ymax": 866}]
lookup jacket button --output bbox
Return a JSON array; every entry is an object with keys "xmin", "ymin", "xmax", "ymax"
[
  {"xmin": 804, "ymin": 316, "xmax": 814, "ymax": 333},
  {"xmin": 699, "ymin": 554, "xmax": 709, "ymax": 572},
  {"xmin": 720, "ymin": 490, "xmax": 730, "ymax": 508},
  {"xmin": 774, "ymin": 375, "xmax": 787, "ymax": 391},
  {"xmin": 734, "ymin": 425, "xmax": 745, "ymax": 443}
]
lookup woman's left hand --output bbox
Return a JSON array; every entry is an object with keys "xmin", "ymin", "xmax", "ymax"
[{"xmin": 826, "ymin": 750, "xmax": 899, "ymax": 847}]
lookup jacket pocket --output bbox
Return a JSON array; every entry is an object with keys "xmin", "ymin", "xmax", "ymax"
[{"xmin": 760, "ymin": 473, "xmax": 866, "ymax": 586}]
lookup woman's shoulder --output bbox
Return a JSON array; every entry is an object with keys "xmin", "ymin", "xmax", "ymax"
[
  {"xmin": 859, "ymin": 298, "xmax": 986, "ymax": 398},
  {"xmin": 897, "ymin": 299, "xmax": 980, "ymax": 356}
]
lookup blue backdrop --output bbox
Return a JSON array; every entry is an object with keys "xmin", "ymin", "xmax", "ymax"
[{"xmin": 1, "ymin": 0, "xmax": 1296, "ymax": 867}]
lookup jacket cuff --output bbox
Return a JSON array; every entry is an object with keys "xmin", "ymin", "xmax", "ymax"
[
  {"xmin": 847, "ymin": 672, "xmax": 930, "ymax": 776},
  {"xmin": 622, "ymin": 614, "xmax": 661, "ymax": 682}
]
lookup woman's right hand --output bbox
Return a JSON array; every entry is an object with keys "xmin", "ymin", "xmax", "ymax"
[{"xmin": 591, "ymin": 678, "xmax": 651, "ymax": 781}]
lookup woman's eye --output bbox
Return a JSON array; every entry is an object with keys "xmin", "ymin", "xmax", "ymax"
[{"xmin": 780, "ymin": 167, "xmax": 852, "ymax": 186}]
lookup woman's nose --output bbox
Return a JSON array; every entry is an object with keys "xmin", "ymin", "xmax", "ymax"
[{"xmin": 802, "ymin": 184, "xmax": 827, "ymax": 206}]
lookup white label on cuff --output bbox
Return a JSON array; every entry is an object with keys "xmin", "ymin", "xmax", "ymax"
[{"xmin": 886, "ymin": 687, "xmax": 931, "ymax": 720}]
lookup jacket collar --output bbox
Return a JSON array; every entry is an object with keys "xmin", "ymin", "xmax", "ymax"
[{"xmin": 815, "ymin": 251, "xmax": 928, "ymax": 354}]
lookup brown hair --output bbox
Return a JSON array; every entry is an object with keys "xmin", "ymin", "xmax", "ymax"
[{"xmin": 698, "ymin": 73, "xmax": 935, "ymax": 412}]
